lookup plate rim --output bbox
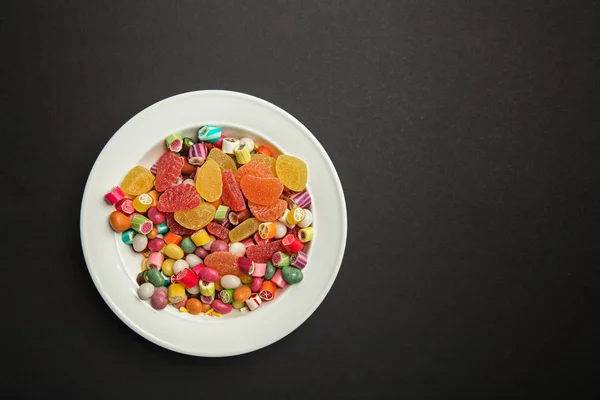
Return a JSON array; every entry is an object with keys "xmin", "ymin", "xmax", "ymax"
[{"xmin": 80, "ymin": 90, "xmax": 347, "ymax": 356}]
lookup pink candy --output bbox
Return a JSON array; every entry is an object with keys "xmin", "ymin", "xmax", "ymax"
[
  {"xmin": 104, "ymin": 186, "xmax": 125, "ymax": 205},
  {"xmin": 198, "ymin": 266, "xmax": 219, "ymax": 282},
  {"xmin": 147, "ymin": 206, "xmax": 166, "ymax": 225},
  {"xmin": 147, "ymin": 252, "xmax": 164, "ymax": 269},
  {"xmin": 251, "ymin": 262, "xmax": 267, "ymax": 277},
  {"xmin": 271, "ymin": 269, "xmax": 288, "ymax": 289},
  {"xmin": 211, "ymin": 299, "xmax": 232, "ymax": 314},
  {"xmin": 251, "ymin": 277, "xmax": 263, "ymax": 292},
  {"xmin": 147, "ymin": 238, "xmax": 164, "ymax": 252}
]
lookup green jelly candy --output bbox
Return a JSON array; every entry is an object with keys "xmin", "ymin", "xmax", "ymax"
[
  {"xmin": 264, "ymin": 263, "xmax": 276, "ymax": 280},
  {"xmin": 282, "ymin": 266, "xmax": 303, "ymax": 284},
  {"xmin": 180, "ymin": 237, "xmax": 196, "ymax": 254},
  {"xmin": 146, "ymin": 268, "xmax": 164, "ymax": 287}
]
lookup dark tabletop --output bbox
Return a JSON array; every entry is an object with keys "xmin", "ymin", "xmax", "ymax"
[{"xmin": 4, "ymin": 1, "xmax": 599, "ymax": 398}]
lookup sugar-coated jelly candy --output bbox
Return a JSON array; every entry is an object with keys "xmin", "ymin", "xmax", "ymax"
[
  {"xmin": 245, "ymin": 239, "xmax": 284, "ymax": 263},
  {"xmin": 204, "ymin": 251, "xmax": 243, "ymax": 277},
  {"xmin": 240, "ymin": 175, "xmax": 283, "ymax": 206},
  {"xmin": 157, "ymin": 184, "xmax": 201, "ymax": 212},
  {"xmin": 155, "ymin": 151, "xmax": 184, "ymax": 192},
  {"xmin": 195, "ymin": 159, "xmax": 222, "ymax": 202},
  {"xmin": 250, "ymin": 153, "xmax": 277, "ymax": 175},
  {"xmin": 173, "ymin": 202, "xmax": 216, "ymax": 230},
  {"xmin": 206, "ymin": 148, "xmax": 237, "ymax": 173},
  {"xmin": 248, "ymin": 199, "xmax": 287, "ymax": 222},
  {"xmin": 228, "ymin": 217, "xmax": 260, "ymax": 243},
  {"xmin": 275, "ymin": 155, "xmax": 308, "ymax": 192},
  {"xmin": 120, "ymin": 166, "xmax": 155, "ymax": 196},
  {"xmin": 234, "ymin": 161, "xmax": 274, "ymax": 187},
  {"xmin": 221, "ymin": 169, "xmax": 246, "ymax": 212}
]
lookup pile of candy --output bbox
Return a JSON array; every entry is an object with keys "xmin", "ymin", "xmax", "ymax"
[{"xmin": 105, "ymin": 126, "xmax": 313, "ymax": 317}]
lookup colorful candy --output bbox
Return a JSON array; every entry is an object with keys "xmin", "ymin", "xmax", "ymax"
[
  {"xmin": 188, "ymin": 142, "xmax": 207, "ymax": 166},
  {"xmin": 107, "ymin": 126, "xmax": 316, "ymax": 318},
  {"xmin": 165, "ymin": 133, "xmax": 183, "ymax": 152}
]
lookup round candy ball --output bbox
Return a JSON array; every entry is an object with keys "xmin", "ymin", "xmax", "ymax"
[
  {"xmin": 210, "ymin": 240, "xmax": 228, "ymax": 253},
  {"xmin": 150, "ymin": 289, "xmax": 168, "ymax": 310},
  {"xmin": 229, "ymin": 242, "xmax": 246, "ymax": 257},
  {"xmin": 173, "ymin": 259, "xmax": 190, "ymax": 275},
  {"xmin": 137, "ymin": 282, "xmax": 155, "ymax": 300}
]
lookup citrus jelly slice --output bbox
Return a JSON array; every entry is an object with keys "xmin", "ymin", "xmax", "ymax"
[
  {"xmin": 275, "ymin": 155, "xmax": 307, "ymax": 192},
  {"xmin": 195, "ymin": 159, "xmax": 222, "ymax": 202},
  {"xmin": 173, "ymin": 202, "xmax": 216, "ymax": 230}
]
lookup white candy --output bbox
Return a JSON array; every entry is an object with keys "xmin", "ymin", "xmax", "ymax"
[
  {"xmin": 221, "ymin": 138, "xmax": 240, "ymax": 154},
  {"xmin": 274, "ymin": 221, "xmax": 288, "ymax": 239},
  {"xmin": 185, "ymin": 254, "xmax": 202, "ymax": 268},
  {"xmin": 240, "ymin": 137, "xmax": 255, "ymax": 151},
  {"xmin": 229, "ymin": 242, "xmax": 246, "ymax": 257},
  {"xmin": 278, "ymin": 210, "xmax": 294, "ymax": 229},
  {"xmin": 132, "ymin": 234, "xmax": 148, "ymax": 252},
  {"xmin": 298, "ymin": 209, "xmax": 313, "ymax": 228},
  {"xmin": 173, "ymin": 259, "xmax": 190, "ymax": 274},
  {"xmin": 183, "ymin": 178, "xmax": 195, "ymax": 186},
  {"xmin": 220, "ymin": 274, "xmax": 242, "ymax": 289},
  {"xmin": 138, "ymin": 283, "xmax": 155, "ymax": 300},
  {"xmin": 245, "ymin": 294, "xmax": 262, "ymax": 311},
  {"xmin": 202, "ymin": 235, "xmax": 216, "ymax": 251},
  {"xmin": 186, "ymin": 284, "xmax": 200, "ymax": 295}
]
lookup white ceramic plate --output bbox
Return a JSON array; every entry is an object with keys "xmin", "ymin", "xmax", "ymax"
[{"xmin": 80, "ymin": 90, "xmax": 347, "ymax": 357}]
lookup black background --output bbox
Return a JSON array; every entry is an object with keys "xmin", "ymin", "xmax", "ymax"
[{"xmin": 3, "ymin": 1, "xmax": 600, "ymax": 398}]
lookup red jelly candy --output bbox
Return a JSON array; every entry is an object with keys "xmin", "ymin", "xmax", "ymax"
[
  {"xmin": 245, "ymin": 239, "xmax": 284, "ymax": 263},
  {"xmin": 155, "ymin": 151, "xmax": 184, "ymax": 192},
  {"xmin": 204, "ymin": 251, "xmax": 243, "ymax": 277},
  {"xmin": 157, "ymin": 184, "xmax": 201, "ymax": 212},
  {"xmin": 207, "ymin": 222, "xmax": 230, "ymax": 241},
  {"xmin": 221, "ymin": 170, "xmax": 246, "ymax": 212},
  {"xmin": 248, "ymin": 199, "xmax": 287, "ymax": 222},
  {"xmin": 234, "ymin": 161, "xmax": 274, "ymax": 187},
  {"xmin": 166, "ymin": 213, "xmax": 196, "ymax": 236},
  {"xmin": 240, "ymin": 175, "xmax": 283, "ymax": 206}
]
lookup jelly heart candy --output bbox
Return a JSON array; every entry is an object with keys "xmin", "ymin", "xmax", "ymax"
[
  {"xmin": 245, "ymin": 239, "xmax": 284, "ymax": 263},
  {"xmin": 250, "ymin": 153, "xmax": 277, "ymax": 175},
  {"xmin": 234, "ymin": 161, "xmax": 274, "ymax": 187},
  {"xmin": 206, "ymin": 148, "xmax": 237, "ymax": 173},
  {"xmin": 155, "ymin": 151, "xmax": 184, "ymax": 192},
  {"xmin": 157, "ymin": 184, "xmax": 201, "ymax": 212},
  {"xmin": 248, "ymin": 200, "xmax": 287, "ymax": 222},
  {"xmin": 120, "ymin": 166, "xmax": 155, "ymax": 196},
  {"xmin": 173, "ymin": 202, "xmax": 216, "ymax": 230},
  {"xmin": 204, "ymin": 251, "xmax": 243, "ymax": 277},
  {"xmin": 240, "ymin": 175, "xmax": 283, "ymax": 206},
  {"xmin": 229, "ymin": 217, "xmax": 260, "ymax": 243},
  {"xmin": 275, "ymin": 155, "xmax": 308, "ymax": 192},
  {"xmin": 195, "ymin": 159, "xmax": 222, "ymax": 202},
  {"xmin": 221, "ymin": 170, "xmax": 246, "ymax": 212}
]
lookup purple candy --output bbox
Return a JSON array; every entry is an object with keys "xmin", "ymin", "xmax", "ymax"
[
  {"xmin": 288, "ymin": 190, "xmax": 312, "ymax": 209},
  {"xmin": 290, "ymin": 250, "xmax": 308, "ymax": 269},
  {"xmin": 188, "ymin": 143, "xmax": 207, "ymax": 166},
  {"xmin": 210, "ymin": 240, "xmax": 228, "ymax": 253},
  {"xmin": 194, "ymin": 247, "xmax": 209, "ymax": 258},
  {"xmin": 150, "ymin": 162, "xmax": 158, "ymax": 175}
]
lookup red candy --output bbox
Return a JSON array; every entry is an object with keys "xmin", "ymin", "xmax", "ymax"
[
  {"xmin": 115, "ymin": 198, "xmax": 135, "ymax": 215},
  {"xmin": 282, "ymin": 233, "xmax": 304, "ymax": 253},
  {"xmin": 221, "ymin": 170, "xmax": 246, "ymax": 212},
  {"xmin": 245, "ymin": 239, "xmax": 284, "ymax": 263},
  {"xmin": 207, "ymin": 222, "xmax": 230, "ymax": 241},
  {"xmin": 157, "ymin": 184, "xmax": 201, "ymax": 212},
  {"xmin": 166, "ymin": 213, "xmax": 195, "ymax": 236},
  {"xmin": 155, "ymin": 151, "xmax": 184, "ymax": 192}
]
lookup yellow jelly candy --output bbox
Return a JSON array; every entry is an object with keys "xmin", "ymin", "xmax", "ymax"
[
  {"xmin": 229, "ymin": 217, "xmax": 260, "ymax": 242},
  {"xmin": 174, "ymin": 203, "xmax": 216, "ymax": 230},
  {"xmin": 250, "ymin": 153, "xmax": 277, "ymax": 175},
  {"xmin": 120, "ymin": 166, "xmax": 155, "ymax": 196},
  {"xmin": 195, "ymin": 159, "xmax": 222, "ymax": 202},
  {"xmin": 207, "ymin": 148, "xmax": 237, "ymax": 173},
  {"xmin": 275, "ymin": 155, "xmax": 308, "ymax": 192}
]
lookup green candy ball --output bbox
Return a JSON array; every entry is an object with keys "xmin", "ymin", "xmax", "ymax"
[
  {"xmin": 180, "ymin": 237, "xmax": 197, "ymax": 254},
  {"xmin": 281, "ymin": 266, "xmax": 303, "ymax": 284},
  {"xmin": 264, "ymin": 264, "xmax": 276, "ymax": 280}
]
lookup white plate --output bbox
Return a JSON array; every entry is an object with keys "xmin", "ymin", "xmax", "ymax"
[{"xmin": 80, "ymin": 90, "xmax": 347, "ymax": 356}]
